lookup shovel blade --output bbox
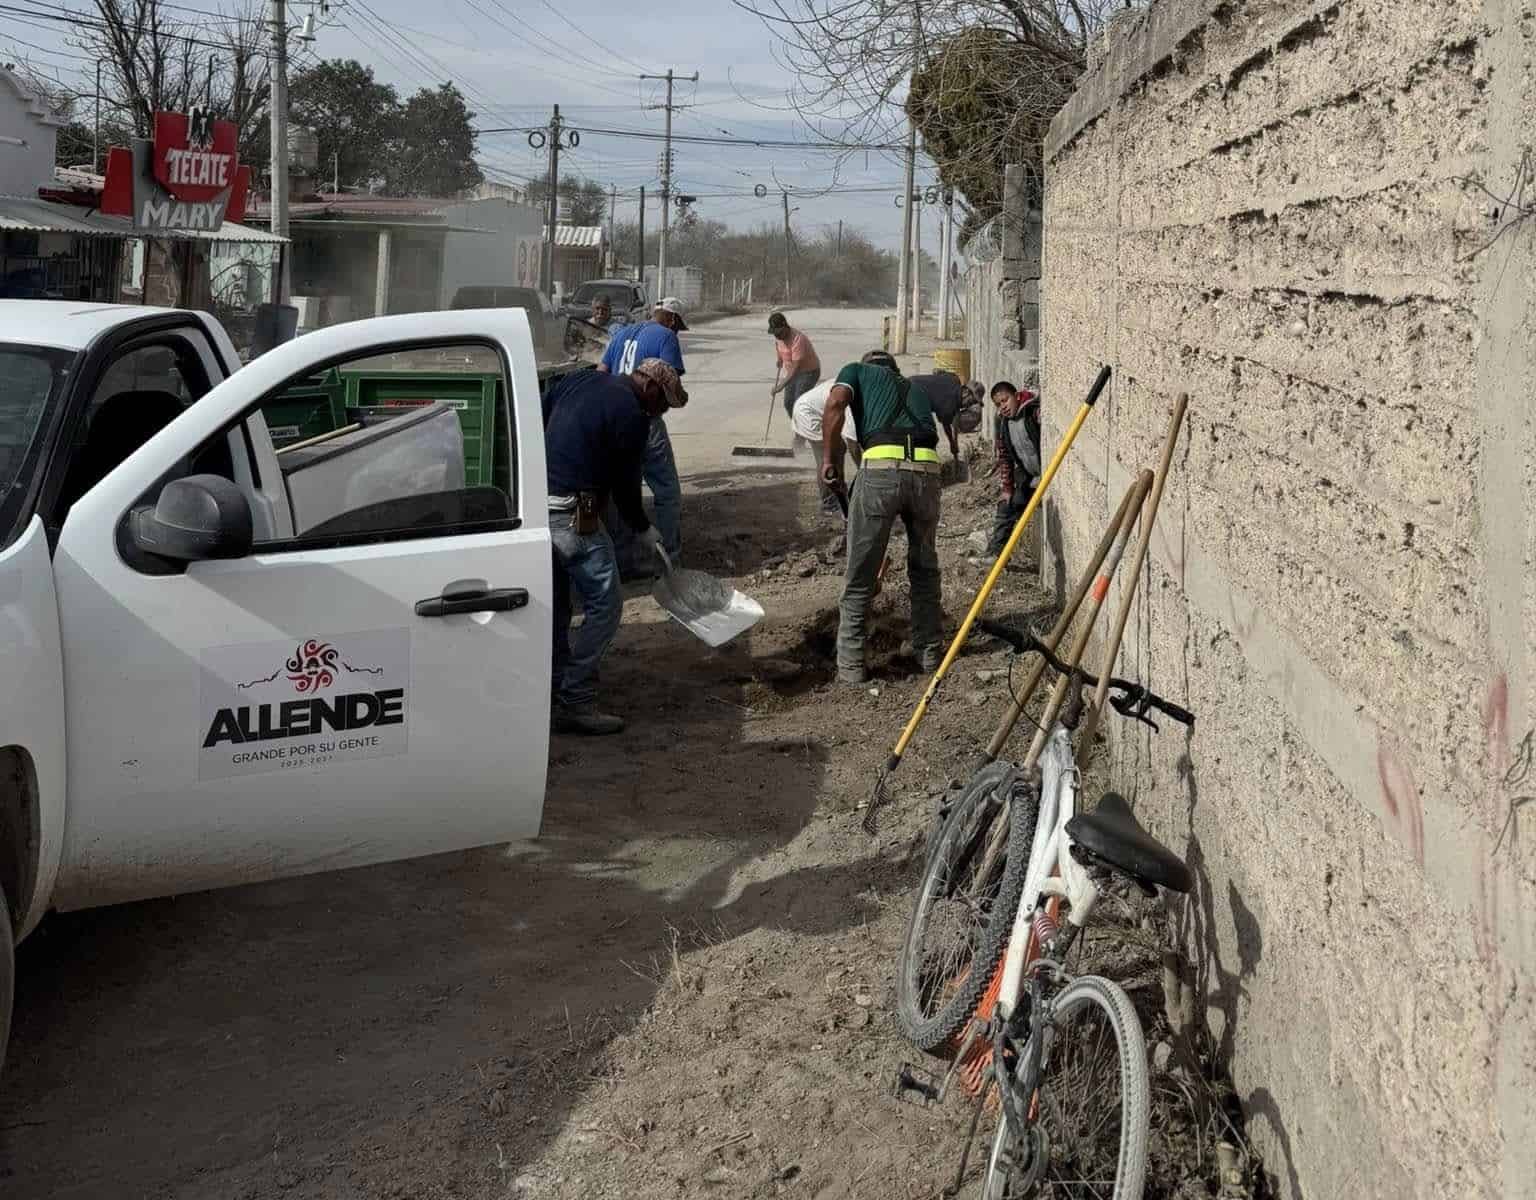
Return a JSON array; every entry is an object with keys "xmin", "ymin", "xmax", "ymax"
[{"xmin": 652, "ymin": 566, "xmax": 765, "ymax": 647}]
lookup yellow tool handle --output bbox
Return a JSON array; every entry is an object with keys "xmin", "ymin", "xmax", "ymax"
[{"xmin": 885, "ymin": 368, "xmax": 1107, "ymax": 766}]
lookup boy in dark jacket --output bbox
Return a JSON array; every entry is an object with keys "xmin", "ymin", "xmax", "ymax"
[{"xmin": 988, "ymin": 379, "xmax": 1042, "ymax": 556}]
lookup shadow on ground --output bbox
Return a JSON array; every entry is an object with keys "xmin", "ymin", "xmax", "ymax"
[{"xmin": 0, "ymin": 481, "xmax": 882, "ymax": 1200}]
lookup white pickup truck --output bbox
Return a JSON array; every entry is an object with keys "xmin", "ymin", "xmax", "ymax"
[{"xmin": 0, "ymin": 302, "xmax": 557, "ymax": 1068}]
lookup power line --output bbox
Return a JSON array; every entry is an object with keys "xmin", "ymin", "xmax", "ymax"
[
  {"xmin": 533, "ymin": 0, "xmax": 646, "ymax": 74},
  {"xmin": 462, "ymin": 0, "xmax": 633, "ymax": 80},
  {"xmin": 1, "ymin": 1, "xmax": 255, "ymax": 54},
  {"xmin": 473, "ymin": 121, "xmax": 903, "ymax": 151}
]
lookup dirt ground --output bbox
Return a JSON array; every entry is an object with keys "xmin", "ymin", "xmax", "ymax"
[{"xmin": 0, "ymin": 442, "xmax": 1251, "ymax": 1199}]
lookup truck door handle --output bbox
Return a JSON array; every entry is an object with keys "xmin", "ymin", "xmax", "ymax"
[{"xmin": 414, "ymin": 587, "xmax": 529, "ymax": 617}]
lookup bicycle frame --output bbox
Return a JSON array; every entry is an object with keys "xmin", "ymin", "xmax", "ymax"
[{"xmin": 995, "ymin": 725, "xmax": 1100, "ymax": 1022}]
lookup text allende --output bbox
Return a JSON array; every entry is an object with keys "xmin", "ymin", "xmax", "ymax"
[{"xmin": 203, "ymin": 688, "xmax": 405, "ymax": 748}]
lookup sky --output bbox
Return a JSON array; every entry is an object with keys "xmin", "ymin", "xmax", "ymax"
[{"xmin": 2, "ymin": 0, "xmax": 943, "ymax": 252}]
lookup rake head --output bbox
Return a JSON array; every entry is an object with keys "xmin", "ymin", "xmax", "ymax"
[{"xmin": 862, "ymin": 764, "xmax": 896, "ymax": 833}]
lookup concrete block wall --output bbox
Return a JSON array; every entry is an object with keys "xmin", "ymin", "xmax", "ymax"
[{"xmin": 1040, "ymin": 0, "xmax": 1536, "ymax": 1195}]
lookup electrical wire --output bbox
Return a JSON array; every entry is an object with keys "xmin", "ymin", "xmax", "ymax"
[
  {"xmin": 462, "ymin": 0, "xmax": 634, "ymax": 80},
  {"xmin": 474, "ymin": 121, "xmax": 903, "ymax": 151},
  {"xmin": 532, "ymin": 0, "xmax": 647, "ymax": 74},
  {"xmin": 0, "ymin": 1, "xmax": 255, "ymax": 53}
]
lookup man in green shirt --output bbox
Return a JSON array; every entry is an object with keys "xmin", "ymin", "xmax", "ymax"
[{"xmin": 821, "ymin": 350, "xmax": 944, "ymax": 683}]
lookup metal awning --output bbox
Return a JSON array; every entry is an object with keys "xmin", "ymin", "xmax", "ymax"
[
  {"xmin": 0, "ymin": 195, "xmax": 288, "ymax": 244},
  {"xmin": 281, "ymin": 218, "xmax": 497, "ymax": 235}
]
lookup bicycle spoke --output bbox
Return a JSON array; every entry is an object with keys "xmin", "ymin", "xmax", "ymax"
[
  {"xmin": 909, "ymin": 797, "xmax": 1006, "ymax": 1022},
  {"xmin": 1037, "ymin": 1002, "xmax": 1125, "ymax": 1199}
]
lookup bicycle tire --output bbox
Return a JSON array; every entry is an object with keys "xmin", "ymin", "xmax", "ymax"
[
  {"xmin": 979, "ymin": 975, "xmax": 1149, "ymax": 1200},
  {"xmin": 895, "ymin": 761, "xmax": 1038, "ymax": 1053}
]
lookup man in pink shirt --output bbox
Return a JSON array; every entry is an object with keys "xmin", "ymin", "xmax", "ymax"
[{"xmin": 768, "ymin": 311, "xmax": 822, "ymax": 418}]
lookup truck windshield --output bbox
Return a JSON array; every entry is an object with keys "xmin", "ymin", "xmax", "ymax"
[
  {"xmin": 571, "ymin": 283, "xmax": 630, "ymax": 306},
  {"xmin": 1, "ymin": 343, "xmax": 78, "ymax": 545}
]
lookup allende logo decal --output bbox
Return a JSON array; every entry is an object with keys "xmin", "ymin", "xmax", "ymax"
[
  {"xmin": 198, "ymin": 629, "xmax": 410, "ymax": 780},
  {"xmin": 285, "ymin": 638, "xmax": 340, "ymax": 692}
]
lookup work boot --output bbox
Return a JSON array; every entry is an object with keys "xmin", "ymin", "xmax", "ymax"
[{"xmin": 551, "ymin": 703, "xmax": 625, "ymax": 736}]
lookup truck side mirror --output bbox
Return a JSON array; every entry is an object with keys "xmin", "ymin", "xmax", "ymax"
[{"xmin": 129, "ymin": 474, "xmax": 253, "ymax": 562}]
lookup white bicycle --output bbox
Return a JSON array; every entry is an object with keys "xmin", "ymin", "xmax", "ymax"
[{"xmin": 895, "ymin": 619, "xmax": 1194, "ymax": 1199}]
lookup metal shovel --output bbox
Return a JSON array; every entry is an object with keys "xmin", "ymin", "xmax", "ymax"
[{"xmin": 650, "ymin": 547, "xmax": 765, "ymax": 647}]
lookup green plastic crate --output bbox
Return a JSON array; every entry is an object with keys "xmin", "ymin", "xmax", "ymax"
[
  {"xmin": 339, "ymin": 370, "xmax": 503, "ymax": 487},
  {"xmin": 262, "ymin": 367, "xmax": 345, "ymax": 448}
]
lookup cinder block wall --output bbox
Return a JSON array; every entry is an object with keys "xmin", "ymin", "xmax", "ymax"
[{"xmin": 1040, "ymin": 0, "xmax": 1536, "ymax": 1195}]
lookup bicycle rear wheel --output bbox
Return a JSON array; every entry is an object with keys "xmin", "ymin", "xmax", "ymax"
[
  {"xmin": 980, "ymin": 975, "xmax": 1149, "ymax": 1200},
  {"xmin": 895, "ymin": 762, "xmax": 1038, "ymax": 1053}
]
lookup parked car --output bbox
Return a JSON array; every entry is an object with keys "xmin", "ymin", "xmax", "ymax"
[
  {"xmin": 561, "ymin": 279, "xmax": 649, "ymax": 327},
  {"xmin": 448, "ymin": 285, "xmax": 573, "ymax": 363},
  {"xmin": 0, "ymin": 300, "xmax": 566, "ymax": 1075}
]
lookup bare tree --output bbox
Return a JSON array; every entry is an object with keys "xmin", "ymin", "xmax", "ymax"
[
  {"xmin": 735, "ymin": 0, "xmax": 1117, "ymax": 230},
  {"xmin": 72, "ymin": 1, "xmax": 271, "ymax": 165}
]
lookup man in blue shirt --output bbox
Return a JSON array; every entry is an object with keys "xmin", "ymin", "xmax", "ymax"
[
  {"xmin": 598, "ymin": 296, "xmax": 689, "ymax": 575},
  {"xmin": 544, "ymin": 357, "xmax": 687, "ymax": 735}
]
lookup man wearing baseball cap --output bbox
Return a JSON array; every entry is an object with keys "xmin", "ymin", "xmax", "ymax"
[
  {"xmin": 597, "ymin": 296, "xmax": 690, "ymax": 575},
  {"xmin": 767, "ymin": 311, "xmax": 821, "ymax": 419},
  {"xmin": 543, "ymin": 357, "xmax": 688, "ymax": 735}
]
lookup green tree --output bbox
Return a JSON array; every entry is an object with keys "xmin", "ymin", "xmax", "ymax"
[
  {"xmin": 525, "ymin": 172, "xmax": 609, "ymax": 226},
  {"xmin": 289, "ymin": 59, "xmax": 401, "ymax": 192},
  {"xmin": 388, "ymin": 83, "xmax": 482, "ymax": 197}
]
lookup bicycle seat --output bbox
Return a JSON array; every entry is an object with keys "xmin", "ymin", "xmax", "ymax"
[{"xmin": 1066, "ymin": 792, "xmax": 1192, "ymax": 894}]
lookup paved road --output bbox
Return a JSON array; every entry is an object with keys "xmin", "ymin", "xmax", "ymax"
[{"xmin": 666, "ymin": 306, "xmax": 891, "ymax": 474}]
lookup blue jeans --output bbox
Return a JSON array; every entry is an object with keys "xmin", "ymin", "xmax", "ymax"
[
  {"xmin": 550, "ymin": 509, "xmax": 624, "ymax": 708},
  {"xmin": 782, "ymin": 367, "xmax": 821, "ymax": 417},
  {"xmin": 608, "ymin": 416, "xmax": 682, "ymax": 572}
]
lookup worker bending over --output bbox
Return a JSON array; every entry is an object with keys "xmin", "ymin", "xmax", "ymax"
[
  {"xmin": 821, "ymin": 350, "xmax": 943, "ymax": 684},
  {"xmin": 544, "ymin": 358, "xmax": 688, "ymax": 736},
  {"xmin": 791, "ymin": 377, "xmax": 862, "ymax": 520},
  {"xmin": 598, "ymin": 297, "xmax": 689, "ymax": 573}
]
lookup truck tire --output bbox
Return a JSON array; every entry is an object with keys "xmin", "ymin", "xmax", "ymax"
[{"xmin": 0, "ymin": 884, "xmax": 11, "ymax": 1080}]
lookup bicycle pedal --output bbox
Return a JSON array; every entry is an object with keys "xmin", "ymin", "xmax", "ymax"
[{"xmin": 893, "ymin": 1062, "xmax": 940, "ymax": 1105}]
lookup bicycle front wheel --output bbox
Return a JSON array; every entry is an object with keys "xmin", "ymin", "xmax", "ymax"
[
  {"xmin": 895, "ymin": 762, "xmax": 1037, "ymax": 1053},
  {"xmin": 980, "ymin": 975, "xmax": 1149, "ymax": 1200}
]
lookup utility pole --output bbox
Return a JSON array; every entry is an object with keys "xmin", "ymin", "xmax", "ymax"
[
  {"xmin": 331, "ymin": 150, "xmax": 338, "ymax": 194},
  {"xmin": 639, "ymin": 68, "xmax": 697, "ymax": 298},
  {"xmin": 894, "ymin": 3, "xmax": 920, "ymax": 354},
  {"xmin": 268, "ymin": 0, "xmax": 291, "ymax": 303},
  {"xmin": 637, "ymin": 185, "xmax": 645, "ymax": 288},
  {"xmin": 538, "ymin": 104, "xmax": 562, "ymax": 296},
  {"xmin": 781, "ymin": 189, "xmax": 792, "ymax": 302},
  {"xmin": 607, "ymin": 182, "xmax": 617, "ymax": 273},
  {"xmin": 910, "ymin": 197, "xmax": 921, "ymax": 329},
  {"xmin": 92, "ymin": 60, "xmax": 100, "ymax": 172},
  {"xmin": 938, "ymin": 189, "xmax": 953, "ymax": 340},
  {"xmin": 893, "ymin": 121, "xmax": 915, "ymax": 354},
  {"xmin": 836, "ymin": 219, "xmax": 843, "ymax": 260}
]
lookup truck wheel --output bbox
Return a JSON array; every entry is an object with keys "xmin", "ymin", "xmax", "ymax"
[{"xmin": 0, "ymin": 886, "xmax": 12, "ymax": 1080}]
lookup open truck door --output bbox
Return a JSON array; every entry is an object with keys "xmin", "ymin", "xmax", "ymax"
[{"xmin": 48, "ymin": 310, "xmax": 551, "ymax": 909}]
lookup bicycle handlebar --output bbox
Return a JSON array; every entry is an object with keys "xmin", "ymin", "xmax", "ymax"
[{"xmin": 974, "ymin": 618, "xmax": 1195, "ymax": 731}]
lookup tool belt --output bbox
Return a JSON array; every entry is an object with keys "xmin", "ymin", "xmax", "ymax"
[{"xmin": 550, "ymin": 490, "xmax": 602, "ymax": 533}]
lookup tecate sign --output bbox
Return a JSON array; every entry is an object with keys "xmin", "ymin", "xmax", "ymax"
[{"xmin": 100, "ymin": 106, "xmax": 252, "ymax": 232}]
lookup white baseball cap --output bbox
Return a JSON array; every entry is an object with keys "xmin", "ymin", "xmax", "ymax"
[{"xmin": 654, "ymin": 296, "xmax": 689, "ymax": 330}]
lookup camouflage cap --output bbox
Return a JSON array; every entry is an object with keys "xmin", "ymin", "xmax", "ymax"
[{"xmin": 634, "ymin": 357, "xmax": 689, "ymax": 408}]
